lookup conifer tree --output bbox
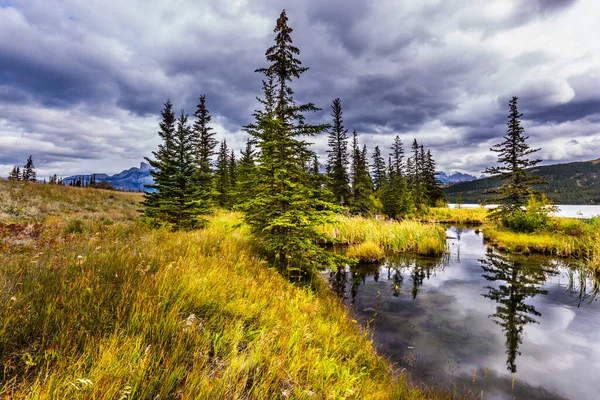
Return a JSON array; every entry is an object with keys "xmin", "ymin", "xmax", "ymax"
[
  {"xmin": 423, "ymin": 149, "xmax": 445, "ymax": 206},
  {"xmin": 371, "ymin": 145, "xmax": 386, "ymax": 191},
  {"xmin": 235, "ymin": 138, "xmax": 256, "ymax": 206},
  {"xmin": 484, "ymin": 96, "xmax": 546, "ymax": 219},
  {"xmin": 326, "ymin": 98, "xmax": 350, "ymax": 206},
  {"xmin": 144, "ymin": 100, "xmax": 177, "ymax": 219},
  {"xmin": 8, "ymin": 166, "xmax": 20, "ymax": 181},
  {"xmin": 242, "ymin": 10, "xmax": 339, "ymax": 272},
  {"xmin": 22, "ymin": 155, "xmax": 36, "ymax": 182},
  {"xmin": 407, "ymin": 139, "xmax": 424, "ymax": 208},
  {"xmin": 193, "ymin": 95, "xmax": 217, "ymax": 177},
  {"xmin": 350, "ymin": 131, "xmax": 374, "ymax": 214},
  {"xmin": 390, "ymin": 136, "xmax": 405, "ymax": 175},
  {"xmin": 144, "ymin": 102, "xmax": 209, "ymax": 228},
  {"xmin": 215, "ymin": 140, "xmax": 231, "ymax": 208}
]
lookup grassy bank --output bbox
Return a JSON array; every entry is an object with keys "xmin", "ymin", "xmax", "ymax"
[
  {"xmin": 1, "ymin": 181, "xmax": 424, "ymax": 399},
  {"xmin": 319, "ymin": 215, "xmax": 447, "ymax": 256},
  {"xmin": 483, "ymin": 217, "xmax": 600, "ymax": 273},
  {"xmin": 417, "ymin": 207, "xmax": 487, "ymax": 225}
]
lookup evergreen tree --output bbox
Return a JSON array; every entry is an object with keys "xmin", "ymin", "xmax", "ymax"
[
  {"xmin": 235, "ymin": 138, "xmax": 256, "ymax": 206},
  {"xmin": 144, "ymin": 100, "xmax": 177, "ymax": 219},
  {"xmin": 371, "ymin": 145, "xmax": 386, "ymax": 191},
  {"xmin": 484, "ymin": 96, "xmax": 546, "ymax": 220},
  {"xmin": 144, "ymin": 102, "xmax": 209, "ymax": 228},
  {"xmin": 215, "ymin": 140, "xmax": 232, "ymax": 208},
  {"xmin": 350, "ymin": 131, "xmax": 374, "ymax": 214},
  {"xmin": 8, "ymin": 166, "xmax": 20, "ymax": 181},
  {"xmin": 242, "ymin": 10, "xmax": 339, "ymax": 273},
  {"xmin": 22, "ymin": 155, "xmax": 36, "ymax": 182},
  {"xmin": 325, "ymin": 98, "xmax": 350, "ymax": 206},
  {"xmin": 407, "ymin": 139, "xmax": 424, "ymax": 208},
  {"xmin": 390, "ymin": 136, "xmax": 404, "ymax": 175},
  {"xmin": 193, "ymin": 95, "xmax": 217, "ymax": 177},
  {"xmin": 423, "ymin": 150, "xmax": 445, "ymax": 206}
]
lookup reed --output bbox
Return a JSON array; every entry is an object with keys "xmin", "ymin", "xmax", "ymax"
[
  {"xmin": 346, "ymin": 241, "xmax": 385, "ymax": 263},
  {"xmin": 418, "ymin": 207, "xmax": 488, "ymax": 225}
]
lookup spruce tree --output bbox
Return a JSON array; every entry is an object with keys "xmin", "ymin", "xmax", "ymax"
[
  {"xmin": 350, "ymin": 131, "xmax": 374, "ymax": 215},
  {"xmin": 144, "ymin": 100, "xmax": 177, "ymax": 219},
  {"xmin": 423, "ymin": 149, "xmax": 445, "ymax": 206},
  {"xmin": 407, "ymin": 139, "xmax": 424, "ymax": 208},
  {"xmin": 325, "ymin": 98, "xmax": 350, "ymax": 206},
  {"xmin": 193, "ymin": 95, "xmax": 217, "ymax": 176},
  {"xmin": 242, "ymin": 10, "xmax": 339, "ymax": 273},
  {"xmin": 8, "ymin": 166, "xmax": 20, "ymax": 181},
  {"xmin": 215, "ymin": 140, "xmax": 231, "ymax": 208},
  {"xmin": 235, "ymin": 138, "xmax": 256, "ymax": 206},
  {"xmin": 371, "ymin": 146, "xmax": 386, "ymax": 191},
  {"xmin": 22, "ymin": 155, "xmax": 36, "ymax": 182},
  {"xmin": 484, "ymin": 96, "xmax": 546, "ymax": 219},
  {"xmin": 390, "ymin": 136, "xmax": 405, "ymax": 175},
  {"xmin": 144, "ymin": 102, "xmax": 208, "ymax": 228}
]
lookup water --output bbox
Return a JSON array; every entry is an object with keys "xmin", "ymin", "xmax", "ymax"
[
  {"xmin": 448, "ymin": 204, "xmax": 600, "ymax": 219},
  {"xmin": 329, "ymin": 228, "xmax": 600, "ymax": 400}
]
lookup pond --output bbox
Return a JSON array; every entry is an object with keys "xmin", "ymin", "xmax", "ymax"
[{"xmin": 328, "ymin": 227, "xmax": 600, "ymax": 400}]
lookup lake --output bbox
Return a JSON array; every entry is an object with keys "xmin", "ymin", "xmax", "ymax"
[
  {"xmin": 448, "ymin": 204, "xmax": 600, "ymax": 219},
  {"xmin": 328, "ymin": 228, "xmax": 600, "ymax": 399}
]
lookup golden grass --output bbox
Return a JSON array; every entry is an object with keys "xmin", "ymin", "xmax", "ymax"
[
  {"xmin": 319, "ymin": 215, "xmax": 447, "ymax": 256},
  {"xmin": 418, "ymin": 207, "xmax": 488, "ymax": 225},
  {"xmin": 0, "ymin": 181, "xmax": 424, "ymax": 399},
  {"xmin": 346, "ymin": 241, "xmax": 385, "ymax": 263},
  {"xmin": 483, "ymin": 225, "xmax": 581, "ymax": 256}
]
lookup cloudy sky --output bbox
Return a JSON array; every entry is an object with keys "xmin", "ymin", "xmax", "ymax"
[{"xmin": 1, "ymin": 0, "xmax": 599, "ymax": 177}]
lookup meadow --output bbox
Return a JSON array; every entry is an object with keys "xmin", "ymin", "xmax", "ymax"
[{"xmin": 1, "ymin": 181, "xmax": 429, "ymax": 399}]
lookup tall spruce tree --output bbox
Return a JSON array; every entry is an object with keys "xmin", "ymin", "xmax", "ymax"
[
  {"xmin": 484, "ymin": 97, "xmax": 546, "ymax": 219},
  {"xmin": 371, "ymin": 145, "xmax": 386, "ymax": 191},
  {"xmin": 215, "ymin": 140, "xmax": 232, "ymax": 208},
  {"xmin": 22, "ymin": 155, "xmax": 36, "ymax": 182},
  {"xmin": 242, "ymin": 10, "xmax": 339, "ymax": 272},
  {"xmin": 192, "ymin": 94, "xmax": 217, "ymax": 209},
  {"xmin": 407, "ymin": 139, "xmax": 424, "ymax": 208},
  {"xmin": 390, "ymin": 136, "xmax": 405, "ymax": 175},
  {"xmin": 326, "ymin": 98, "xmax": 350, "ymax": 206}
]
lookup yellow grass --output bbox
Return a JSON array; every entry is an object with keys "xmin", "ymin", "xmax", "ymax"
[
  {"xmin": 418, "ymin": 207, "xmax": 488, "ymax": 225},
  {"xmin": 0, "ymin": 181, "xmax": 425, "ymax": 399},
  {"xmin": 346, "ymin": 241, "xmax": 385, "ymax": 263},
  {"xmin": 319, "ymin": 215, "xmax": 447, "ymax": 256}
]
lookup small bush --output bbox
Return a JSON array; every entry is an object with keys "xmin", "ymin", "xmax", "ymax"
[
  {"xmin": 346, "ymin": 241, "xmax": 385, "ymax": 263},
  {"xmin": 502, "ymin": 195, "xmax": 556, "ymax": 233}
]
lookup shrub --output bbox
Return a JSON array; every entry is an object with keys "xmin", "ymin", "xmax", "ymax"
[{"xmin": 502, "ymin": 195, "xmax": 556, "ymax": 233}]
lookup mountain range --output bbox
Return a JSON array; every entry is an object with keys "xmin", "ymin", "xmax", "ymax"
[
  {"xmin": 63, "ymin": 162, "xmax": 153, "ymax": 192},
  {"xmin": 444, "ymin": 158, "xmax": 600, "ymax": 204}
]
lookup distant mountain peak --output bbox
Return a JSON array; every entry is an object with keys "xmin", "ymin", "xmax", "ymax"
[
  {"xmin": 63, "ymin": 162, "xmax": 154, "ymax": 192},
  {"xmin": 436, "ymin": 171, "xmax": 478, "ymax": 184}
]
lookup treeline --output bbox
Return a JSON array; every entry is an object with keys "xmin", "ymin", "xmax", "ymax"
[{"xmin": 144, "ymin": 10, "xmax": 446, "ymax": 272}]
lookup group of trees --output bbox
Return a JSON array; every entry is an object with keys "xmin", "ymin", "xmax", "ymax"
[
  {"xmin": 143, "ymin": 95, "xmax": 257, "ymax": 229},
  {"xmin": 8, "ymin": 155, "xmax": 36, "ymax": 182},
  {"xmin": 324, "ymin": 100, "xmax": 445, "ymax": 218},
  {"xmin": 144, "ymin": 10, "xmax": 547, "ymax": 271}
]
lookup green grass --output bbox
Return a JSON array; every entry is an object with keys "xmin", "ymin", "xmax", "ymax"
[
  {"xmin": 1, "ymin": 181, "xmax": 425, "ymax": 399},
  {"xmin": 319, "ymin": 215, "xmax": 447, "ymax": 256}
]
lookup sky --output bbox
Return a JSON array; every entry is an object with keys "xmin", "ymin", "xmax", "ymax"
[{"xmin": 1, "ymin": 0, "xmax": 599, "ymax": 177}]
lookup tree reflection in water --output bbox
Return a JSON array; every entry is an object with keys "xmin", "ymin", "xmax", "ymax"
[{"xmin": 480, "ymin": 249, "xmax": 557, "ymax": 373}]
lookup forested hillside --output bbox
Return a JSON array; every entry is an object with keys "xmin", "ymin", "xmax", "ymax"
[{"xmin": 444, "ymin": 159, "xmax": 600, "ymax": 204}]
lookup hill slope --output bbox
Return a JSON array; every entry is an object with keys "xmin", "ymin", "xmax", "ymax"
[{"xmin": 444, "ymin": 159, "xmax": 600, "ymax": 204}]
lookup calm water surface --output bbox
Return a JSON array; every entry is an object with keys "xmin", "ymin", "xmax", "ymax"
[{"xmin": 329, "ymin": 228, "xmax": 600, "ymax": 400}]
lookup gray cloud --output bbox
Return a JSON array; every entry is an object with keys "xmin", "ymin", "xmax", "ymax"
[{"xmin": 0, "ymin": 0, "xmax": 598, "ymax": 177}]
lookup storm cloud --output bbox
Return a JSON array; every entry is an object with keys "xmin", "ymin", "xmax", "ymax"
[{"xmin": 0, "ymin": 0, "xmax": 598, "ymax": 177}]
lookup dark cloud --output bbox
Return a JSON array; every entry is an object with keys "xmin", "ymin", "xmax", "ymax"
[{"xmin": 0, "ymin": 0, "xmax": 598, "ymax": 176}]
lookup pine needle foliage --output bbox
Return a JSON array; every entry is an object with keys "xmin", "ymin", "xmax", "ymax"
[
  {"xmin": 326, "ymin": 98, "xmax": 351, "ymax": 206},
  {"xmin": 484, "ymin": 96, "xmax": 547, "ymax": 220},
  {"xmin": 242, "ymin": 10, "xmax": 341, "ymax": 273}
]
